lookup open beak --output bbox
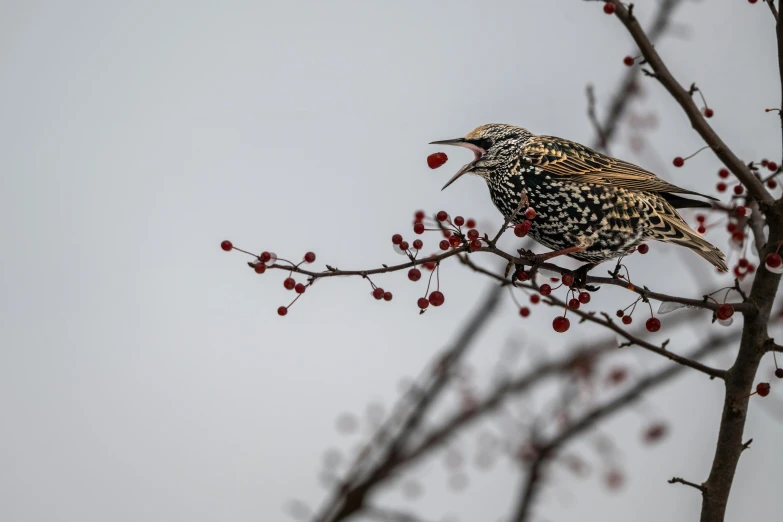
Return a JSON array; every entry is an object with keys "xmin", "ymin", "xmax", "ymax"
[{"xmin": 429, "ymin": 138, "xmax": 485, "ymax": 190}]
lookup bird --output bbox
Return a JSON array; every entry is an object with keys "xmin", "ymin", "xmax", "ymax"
[{"xmin": 430, "ymin": 123, "xmax": 728, "ymax": 276}]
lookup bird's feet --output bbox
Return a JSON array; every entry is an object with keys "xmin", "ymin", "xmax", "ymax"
[{"xmin": 574, "ymin": 263, "xmax": 600, "ymax": 292}]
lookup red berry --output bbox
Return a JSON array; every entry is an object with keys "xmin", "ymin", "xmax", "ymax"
[
  {"xmin": 399, "ymin": 241, "xmax": 409, "ymax": 250},
  {"xmin": 749, "ymin": 0, "xmax": 758, "ymax": 4},
  {"xmin": 622, "ymin": 315, "xmax": 632, "ymax": 325},
  {"xmin": 553, "ymin": 316, "xmax": 571, "ymax": 332},
  {"xmin": 732, "ymin": 231, "xmax": 745, "ymax": 242},
  {"xmin": 277, "ymin": 306, "xmax": 288, "ymax": 316},
  {"xmin": 449, "ymin": 234, "xmax": 461, "ymax": 247},
  {"xmin": 372, "ymin": 287, "xmax": 385, "ymax": 300},
  {"xmin": 415, "ymin": 210, "xmax": 425, "ymax": 221},
  {"xmin": 519, "ymin": 307, "xmax": 531, "ymax": 317},
  {"xmin": 637, "ymin": 243, "xmax": 649, "ymax": 254},
  {"xmin": 466, "ymin": 218, "xmax": 476, "ymax": 228},
  {"xmin": 704, "ymin": 108, "xmax": 714, "ymax": 118},
  {"xmin": 439, "ymin": 239, "xmax": 450, "ymax": 251},
  {"xmin": 603, "ymin": 2, "xmax": 616, "ymax": 14},
  {"xmin": 739, "ymin": 258, "xmax": 749, "ymax": 268},
  {"xmin": 514, "ymin": 221, "xmax": 532, "ymax": 237},
  {"xmin": 673, "ymin": 157, "xmax": 684, "ymax": 167},
  {"xmin": 579, "ymin": 291, "xmax": 591, "ymax": 304},
  {"xmin": 260, "ymin": 251, "xmax": 272, "ymax": 263},
  {"xmin": 295, "ymin": 283, "xmax": 306, "ymax": 294},
  {"xmin": 254, "ymin": 263, "xmax": 266, "ymax": 274},
  {"xmin": 436, "ymin": 211, "xmax": 448, "ymax": 222},
  {"xmin": 559, "ymin": 274, "xmax": 573, "ymax": 287},
  {"xmin": 454, "ymin": 216, "xmax": 465, "ymax": 226},
  {"xmin": 733, "ymin": 185, "xmax": 744, "ymax": 195},
  {"xmin": 735, "ymin": 206, "xmax": 747, "ymax": 217},
  {"xmin": 718, "ymin": 168, "xmax": 729, "ymax": 178},
  {"xmin": 383, "ymin": 291, "xmax": 393, "ymax": 302},
  {"xmin": 423, "ymin": 261, "xmax": 436, "ymax": 270},
  {"xmin": 697, "ymin": 225, "xmax": 707, "ymax": 234},
  {"xmin": 717, "ymin": 303, "xmax": 734, "ymax": 320},
  {"xmin": 413, "ymin": 239, "xmax": 423, "ymax": 250},
  {"xmin": 768, "ymin": 179, "xmax": 778, "ymax": 189},
  {"xmin": 525, "ymin": 208, "xmax": 537, "ymax": 219},
  {"xmin": 304, "ymin": 251, "xmax": 316, "ymax": 263},
  {"xmin": 775, "ymin": 368, "xmax": 783, "ymax": 379},
  {"xmin": 539, "ymin": 284, "xmax": 552, "ymax": 296},
  {"xmin": 429, "ymin": 291, "xmax": 445, "ymax": 306},
  {"xmin": 467, "ymin": 229, "xmax": 479, "ymax": 240},
  {"xmin": 696, "ymin": 214, "xmax": 706, "ymax": 222},
  {"xmin": 413, "ymin": 222, "xmax": 425, "ymax": 234},
  {"xmin": 762, "ymin": 159, "xmax": 769, "ymax": 166},
  {"xmin": 643, "ymin": 423, "xmax": 668, "ymax": 443},
  {"xmin": 766, "ymin": 252, "xmax": 782, "ymax": 268},
  {"xmin": 756, "ymin": 382, "xmax": 771, "ymax": 397},
  {"xmin": 284, "ymin": 277, "xmax": 296, "ymax": 290},
  {"xmin": 392, "ymin": 234, "xmax": 403, "ymax": 245},
  {"xmin": 220, "ymin": 240, "xmax": 233, "ymax": 251},
  {"xmin": 408, "ymin": 268, "xmax": 422, "ymax": 281},
  {"xmin": 568, "ymin": 298, "xmax": 580, "ymax": 310},
  {"xmin": 469, "ymin": 239, "xmax": 482, "ymax": 251},
  {"xmin": 427, "ymin": 152, "xmax": 448, "ymax": 169},
  {"xmin": 616, "ymin": 310, "xmax": 624, "ymax": 318},
  {"xmin": 417, "ymin": 297, "xmax": 429, "ymax": 309},
  {"xmin": 727, "ymin": 222, "xmax": 738, "ymax": 233},
  {"xmin": 530, "ymin": 294, "xmax": 541, "ymax": 304},
  {"xmin": 769, "ymin": 161, "xmax": 778, "ymax": 171},
  {"xmin": 623, "ymin": 55, "xmax": 634, "ymax": 67},
  {"xmin": 646, "ymin": 317, "xmax": 661, "ymax": 332},
  {"xmin": 717, "ymin": 182, "xmax": 727, "ymax": 192}
]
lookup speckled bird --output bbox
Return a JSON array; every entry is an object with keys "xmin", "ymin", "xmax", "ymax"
[{"xmin": 431, "ymin": 123, "xmax": 728, "ymax": 273}]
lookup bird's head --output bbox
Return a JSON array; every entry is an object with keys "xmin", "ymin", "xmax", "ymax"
[{"xmin": 430, "ymin": 123, "xmax": 530, "ymax": 190}]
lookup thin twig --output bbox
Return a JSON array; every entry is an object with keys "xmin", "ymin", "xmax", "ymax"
[
  {"xmin": 768, "ymin": 0, "xmax": 779, "ymax": 24},
  {"xmin": 509, "ymin": 331, "xmax": 739, "ymax": 522},
  {"xmin": 459, "ymin": 256, "xmax": 729, "ymax": 379},
  {"xmin": 310, "ymin": 286, "xmax": 503, "ymax": 522},
  {"xmin": 668, "ymin": 477, "xmax": 705, "ymax": 492},
  {"xmin": 606, "ymin": 0, "xmax": 773, "ymax": 208}
]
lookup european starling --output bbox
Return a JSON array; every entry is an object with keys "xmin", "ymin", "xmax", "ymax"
[{"xmin": 431, "ymin": 123, "xmax": 728, "ymax": 273}]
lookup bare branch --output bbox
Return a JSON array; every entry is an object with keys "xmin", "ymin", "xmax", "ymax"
[
  {"xmin": 459, "ymin": 256, "xmax": 729, "ymax": 378},
  {"xmin": 310, "ymin": 285, "xmax": 503, "ymax": 522},
  {"xmin": 510, "ymin": 331, "xmax": 739, "ymax": 522},
  {"xmin": 606, "ymin": 0, "xmax": 773, "ymax": 207},
  {"xmin": 364, "ymin": 506, "xmax": 441, "ymax": 522},
  {"xmin": 768, "ymin": 0, "xmax": 780, "ymax": 25},
  {"xmin": 668, "ymin": 476, "xmax": 704, "ymax": 492},
  {"xmin": 590, "ymin": 0, "xmax": 685, "ymax": 150}
]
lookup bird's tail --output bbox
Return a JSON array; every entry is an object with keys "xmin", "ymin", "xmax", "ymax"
[{"xmin": 651, "ymin": 208, "xmax": 729, "ymax": 272}]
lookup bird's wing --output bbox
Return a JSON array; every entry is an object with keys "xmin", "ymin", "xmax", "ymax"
[{"xmin": 520, "ymin": 135, "xmax": 717, "ymax": 200}]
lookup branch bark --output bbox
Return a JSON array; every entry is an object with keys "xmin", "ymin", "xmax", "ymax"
[
  {"xmin": 510, "ymin": 331, "xmax": 739, "ymax": 522},
  {"xmin": 607, "ymin": 0, "xmax": 774, "ymax": 208}
]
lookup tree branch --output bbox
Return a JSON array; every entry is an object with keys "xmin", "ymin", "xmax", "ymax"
[
  {"xmin": 364, "ymin": 506, "xmax": 441, "ymax": 522},
  {"xmin": 606, "ymin": 0, "xmax": 773, "ymax": 208},
  {"xmin": 590, "ymin": 0, "xmax": 685, "ymax": 151},
  {"xmin": 769, "ymin": 0, "xmax": 780, "ymax": 25},
  {"xmin": 668, "ymin": 476, "xmax": 704, "ymax": 492},
  {"xmin": 509, "ymin": 331, "xmax": 739, "ymax": 522},
  {"xmin": 310, "ymin": 285, "xmax": 503, "ymax": 522},
  {"xmin": 459, "ymin": 256, "xmax": 729, "ymax": 379}
]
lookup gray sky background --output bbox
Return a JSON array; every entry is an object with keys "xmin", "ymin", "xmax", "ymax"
[{"xmin": 2, "ymin": 1, "xmax": 782, "ymax": 521}]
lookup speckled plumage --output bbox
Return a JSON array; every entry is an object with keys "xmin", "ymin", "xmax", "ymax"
[{"xmin": 431, "ymin": 123, "xmax": 728, "ymax": 271}]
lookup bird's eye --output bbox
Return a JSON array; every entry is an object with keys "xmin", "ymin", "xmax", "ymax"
[{"xmin": 467, "ymin": 138, "xmax": 493, "ymax": 151}]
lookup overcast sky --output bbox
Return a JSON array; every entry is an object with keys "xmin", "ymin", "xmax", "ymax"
[{"xmin": 2, "ymin": 1, "xmax": 782, "ymax": 521}]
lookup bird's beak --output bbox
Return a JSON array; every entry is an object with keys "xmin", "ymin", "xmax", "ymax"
[{"xmin": 429, "ymin": 138, "xmax": 481, "ymax": 190}]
